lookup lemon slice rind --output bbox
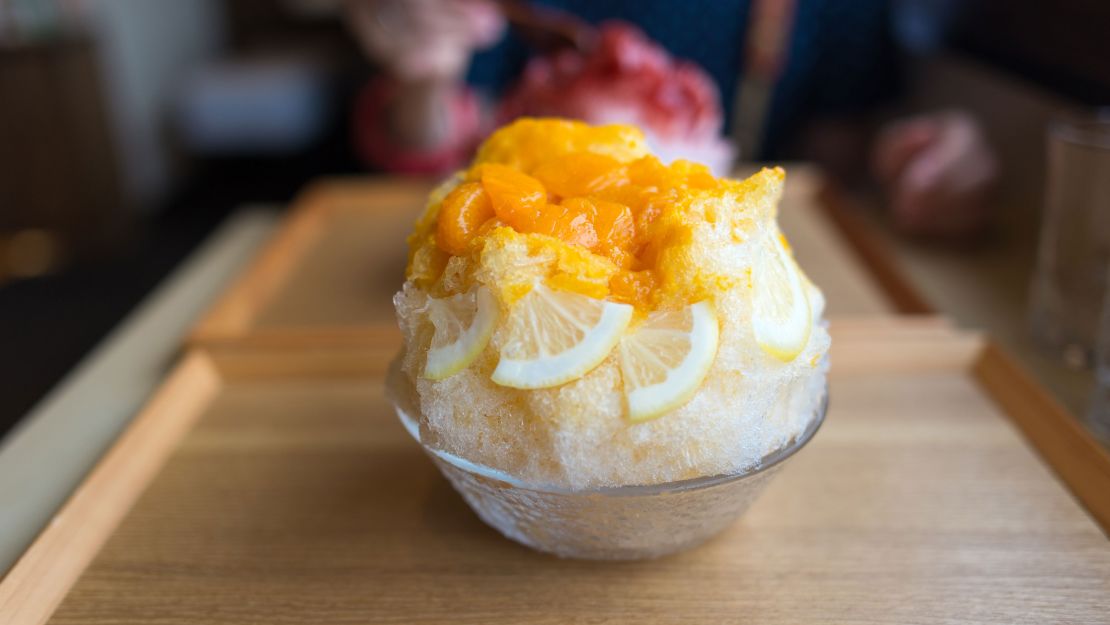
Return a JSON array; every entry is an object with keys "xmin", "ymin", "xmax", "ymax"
[
  {"xmin": 619, "ymin": 301, "xmax": 720, "ymax": 422},
  {"xmin": 423, "ymin": 287, "xmax": 499, "ymax": 380},
  {"xmin": 752, "ymin": 232, "xmax": 812, "ymax": 362},
  {"xmin": 492, "ymin": 283, "xmax": 633, "ymax": 389}
]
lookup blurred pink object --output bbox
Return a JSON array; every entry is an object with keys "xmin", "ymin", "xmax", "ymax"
[
  {"xmin": 499, "ymin": 22, "xmax": 735, "ymax": 175},
  {"xmin": 347, "ymin": 0, "xmax": 505, "ymax": 80},
  {"xmin": 354, "ymin": 78, "xmax": 482, "ymax": 175},
  {"xmin": 872, "ymin": 110, "xmax": 998, "ymax": 237},
  {"xmin": 346, "ymin": 0, "xmax": 500, "ymax": 174}
]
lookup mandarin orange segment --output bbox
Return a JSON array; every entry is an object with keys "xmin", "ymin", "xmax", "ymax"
[
  {"xmin": 591, "ymin": 198, "xmax": 635, "ymax": 251},
  {"xmin": 610, "ymin": 269, "xmax": 657, "ymax": 308},
  {"xmin": 475, "ymin": 217, "xmax": 506, "ymax": 238},
  {"xmin": 480, "ymin": 164, "xmax": 547, "ymax": 231},
  {"xmin": 534, "ymin": 199, "xmax": 600, "ymax": 249},
  {"xmin": 529, "ymin": 202, "xmax": 568, "ymax": 238},
  {"xmin": 634, "ymin": 193, "xmax": 669, "ymax": 239},
  {"xmin": 591, "ymin": 182, "xmax": 648, "ymax": 216},
  {"xmin": 627, "ymin": 156, "xmax": 674, "ymax": 189},
  {"xmin": 563, "ymin": 211, "xmax": 600, "ymax": 250},
  {"xmin": 408, "ymin": 119, "xmax": 794, "ymax": 316},
  {"xmin": 532, "ymin": 153, "xmax": 626, "ymax": 199},
  {"xmin": 435, "ymin": 182, "xmax": 495, "ymax": 256},
  {"xmin": 547, "ymin": 271, "xmax": 610, "ymax": 300},
  {"xmin": 605, "ymin": 247, "xmax": 636, "ymax": 270},
  {"xmin": 471, "ymin": 118, "xmax": 650, "ymax": 173},
  {"xmin": 671, "ymin": 160, "xmax": 719, "ymax": 189}
]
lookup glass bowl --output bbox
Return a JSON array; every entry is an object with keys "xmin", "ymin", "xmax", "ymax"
[{"xmin": 389, "ymin": 373, "xmax": 827, "ymax": 560}]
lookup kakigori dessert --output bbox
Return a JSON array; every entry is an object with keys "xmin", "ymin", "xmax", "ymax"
[{"xmin": 391, "ymin": 118, "xmax": 829, "ymax": 490}]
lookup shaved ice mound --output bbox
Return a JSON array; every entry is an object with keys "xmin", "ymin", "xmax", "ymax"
[{"xmin": 389, "ymin": 118, "xmax": 829, "ymax": 490}]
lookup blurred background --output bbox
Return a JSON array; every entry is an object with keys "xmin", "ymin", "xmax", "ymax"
[{"xmin": 1, "ymin": 0, "xmax": 1108, "ymax": 437}]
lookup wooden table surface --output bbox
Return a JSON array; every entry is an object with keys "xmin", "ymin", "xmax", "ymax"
[{"xmin": 36, "ymin": 328, "xmax": 1110, "ymax": 625}]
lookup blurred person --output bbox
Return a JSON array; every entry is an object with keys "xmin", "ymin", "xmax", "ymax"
[
  {"xmin": 872, "ymin": 110, "xmax": 997, "ymax": 237},
  {"xmin": 345, "ymin": 0, "xmax": 998, "ymax": 238}
]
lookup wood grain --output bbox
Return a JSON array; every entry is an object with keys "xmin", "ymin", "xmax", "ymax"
[
  {"xmin": 189, "ymin": 170, "xmax": 893, "ymax": 349},
  {"xmin": 975, "ymin": 343, "xmax": 1110, "ymax": 533},
  {"xmin": 20, "ymin": 327, "xmax": 1109, "ymax": 625},
  {"xmin": 189, "ymin": 178, "xmax": 431, "ymax": 345},
  {"xmin": 815, "ymin": 181, "xmax": 934, "ymax": 314},
  {"xmin": 0, "ymin": 354, "xmax": 221, "ymax": 625}
]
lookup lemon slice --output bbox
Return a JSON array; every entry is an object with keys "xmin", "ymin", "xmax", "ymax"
[
  {"xmin": 618, "ymin": 301, "xmax": 720, "ymax": 422},
  {"xmin": 423, "ymin": 286, "xmax": 499, "ymax": 380},
  {"xmin": 752, "ymin": 231, "xmax": 812, "ymax": 361},
  {"xmin": 492, "ymin": 283, "xmax": 633, "ymax": 389}
]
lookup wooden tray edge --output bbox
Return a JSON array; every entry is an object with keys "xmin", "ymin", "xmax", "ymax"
[
  {"xmin": 973, "ymin": 342, "xmax": 1110, "ymax": 535},
  {"xmin": 187, "ymin": 178, "xmax": 434, "ymax": 347},
  {"xmin": 188, "ymin": 190, "xmax": 332, "ymax": 345},
  {"xmin": 815, "ymin": 181, "xmax": 935, "ymax": 315},
  {"xmin": 0, "ymin": 353, "xmax": 222, "ymax": 625}
]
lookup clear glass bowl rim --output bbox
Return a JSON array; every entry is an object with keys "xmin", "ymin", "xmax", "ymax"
[{"xmin": 391, "ymin": 384, "xmax": 828, "ymax": 498}]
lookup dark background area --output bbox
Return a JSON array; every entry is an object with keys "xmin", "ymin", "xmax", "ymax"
[{"xmin": 951, "ymin": 0, "xmax": 1110, "ymax": 105}]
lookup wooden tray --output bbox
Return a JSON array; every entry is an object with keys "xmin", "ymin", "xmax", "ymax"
[
  {"xmin": 190, "ymin": 170, "xmax": 895, "ymax": 349},
  {"xmin": 5, "ymin": 322, "xmax": 1109, "ymax": 624}
]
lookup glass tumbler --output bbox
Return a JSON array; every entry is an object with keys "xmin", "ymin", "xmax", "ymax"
[
  {"xmin": 1088, "ymin": 271, "xmax": 1110, "ymax": 442},
  {"xmin": 1029, "ymin": 116, "xmax": 1110, "ymax": 368}
]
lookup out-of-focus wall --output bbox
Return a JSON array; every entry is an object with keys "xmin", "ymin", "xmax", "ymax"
[{"xmin": 88, "ymin": 0, "xmax": 225, "ymax": 208}]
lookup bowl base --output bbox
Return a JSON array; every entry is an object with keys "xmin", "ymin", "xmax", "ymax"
[{"xmin": 432, "ymin": 455, "xmax": 784, "ymax": 561}]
